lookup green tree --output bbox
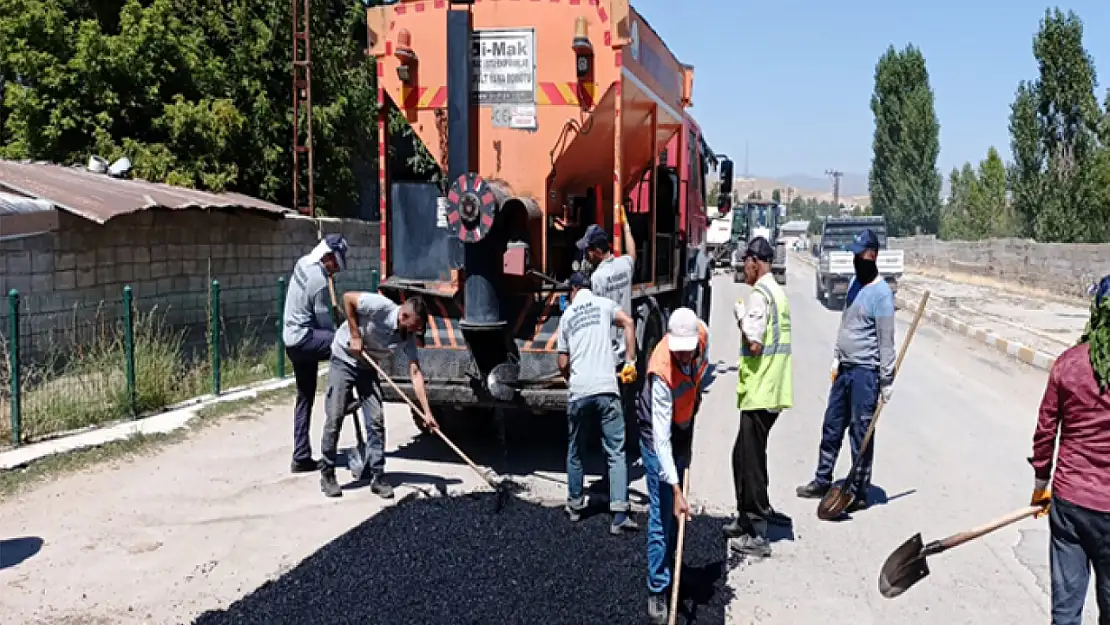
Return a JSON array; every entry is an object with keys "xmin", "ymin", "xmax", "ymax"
[
  {"xmin": 940, "ymin": 166, "xmax": 969, "ymax": 240},
  {"xmin": 1013, "ymin": 9, "xmax": 1107, "ymax": 242},
  {"xmin": 977, "ymin": 146, "xmax": 1011, "ymax": 236},
  {"xmin": 771, "ymin": 188, "xmax": 782, "ymax": 203},
  {"xmin": 0, "ymin": 0, "xmax": 406, "ymax": 217},
  {"xmin": 868, "ymin": 44, "xmax": 943, "ymax": 236},
  {"xmin": 1008, "ymin": 81, "xmax": 1044, "ymax": 237}
]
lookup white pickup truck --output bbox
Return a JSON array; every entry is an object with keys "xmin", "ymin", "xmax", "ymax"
[{"xmin": 813, "ymin": 216, "xmax": 903, "ymax": 308}]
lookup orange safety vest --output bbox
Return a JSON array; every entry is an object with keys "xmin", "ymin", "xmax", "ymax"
[{"xmin": 643, "ymin": 324, "xmax": 709, "ymax": 426}]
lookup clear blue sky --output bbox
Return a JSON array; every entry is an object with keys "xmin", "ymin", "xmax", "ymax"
[{"xmin": 634, "ymin": 0, "xmax": 1110, "ymax": 179}]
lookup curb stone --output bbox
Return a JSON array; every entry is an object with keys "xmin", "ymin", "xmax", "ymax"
[
  {"xmin": 788, "ymin": 252, "xmax": 1057, "ymax": 372},
  {"xmin": 893, "ymin": 290, "xmax": 1056, "ymax": 372},
  {"xmin": 0, "ymin": 368, "xmax": 330, "ymax": 471}
]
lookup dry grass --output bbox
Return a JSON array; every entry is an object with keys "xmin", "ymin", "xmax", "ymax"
[{"xmin": 0, "ymin": 305, "xmax": 290, "ymax": 449}]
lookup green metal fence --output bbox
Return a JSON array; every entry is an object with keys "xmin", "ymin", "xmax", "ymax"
[{"xmin": 0, "ymin": 269, "xmax": 379, "ymax": 449}]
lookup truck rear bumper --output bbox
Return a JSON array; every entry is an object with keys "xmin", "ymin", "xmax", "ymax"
[{"xmin": 382, "ymin": 381, "xmax": 569, "ymax": 412}]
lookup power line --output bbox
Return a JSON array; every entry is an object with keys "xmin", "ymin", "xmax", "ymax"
[{"xmin": 293, "ymin": 0, "xmax": 315, "ymax": 218}]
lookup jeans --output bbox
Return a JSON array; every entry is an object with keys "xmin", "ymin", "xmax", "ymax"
[
  {"xmin": 732, "ymin": 409, "xmax": 779, "ymax": 535},
  {"xmin": 285, "ymin": 328, "xmax": 334, "ymax": 462},
  {"xmin": 566, "ymin": 393, "xmax": 629, "ymax": 512},
  {"xmin": 1049, "ymin": 494, "xmax": 1110, "ymax": 625},
  {"xmin": 642, "ymin": 438, "xmax": 689, "ymax": 594},
  {"xmin": 319, "ymin": 357, "xmax": 386, "ymax": 475},
  {"xmin": 813, "ymin": 364, "xmax": 879, "ymax": 494}
]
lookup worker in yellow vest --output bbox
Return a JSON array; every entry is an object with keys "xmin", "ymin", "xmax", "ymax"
[
  {"xmin": 636, "ymin": 307, "xmax": 710, "ymax": 625},
  {"xmin": 723, "ymin": 237, "xmax": 794, "ymax": 558}
]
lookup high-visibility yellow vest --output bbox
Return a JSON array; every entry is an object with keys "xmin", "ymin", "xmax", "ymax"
[{"xmin": 737, "ymin": 279, "xmax": 793, "ymax": 411}]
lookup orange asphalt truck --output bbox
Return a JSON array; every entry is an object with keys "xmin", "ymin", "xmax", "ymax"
[{"xmin": 364, "ymin": 0, "xmax": 732, "ymax": 420}]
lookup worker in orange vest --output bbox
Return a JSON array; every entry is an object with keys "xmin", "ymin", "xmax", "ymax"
[{"xmin": 636, "ymin": 307, "xmax": 710, "ymax": 625}]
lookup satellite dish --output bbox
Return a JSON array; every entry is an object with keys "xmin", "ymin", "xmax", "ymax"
[
  {"xmin": 87, "ymin": 155, "xmax": 108, "ymax": 174},
  {"xmin": 108, "ymin": 157, "xmax": 132, "ymax": 178}
]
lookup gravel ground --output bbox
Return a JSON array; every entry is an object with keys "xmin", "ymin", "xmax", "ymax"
[
  {"xmin": 192, "ymin": 492, "xmax": 736, "ymax": 625},
  {"xmin": 898, "ymin": 272, "xmax": 1086, "ymax": 356}
]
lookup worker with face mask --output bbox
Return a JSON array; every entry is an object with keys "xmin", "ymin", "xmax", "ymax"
[
  {"xmin": 1029, "ymin": 275, "xmax": 1110, "ymax": 625},
  {"xmin": 796, "ymin": 228, "xmax": 895, "ymax": 512}
]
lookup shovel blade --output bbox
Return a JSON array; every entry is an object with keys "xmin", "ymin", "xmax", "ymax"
[
  {"xmin": 817, "ymin": 484, "xmax": 854, "ymax": 520},
  {"xmin": 879, "ymin": 533, "xmax": 930, "ymax": 599}
]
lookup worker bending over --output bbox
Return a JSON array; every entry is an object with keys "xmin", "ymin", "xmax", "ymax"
[
  {"xmin": 1029, "ymin": 275, "xmax": 1110, "ymax": 625},
  {"xmin": 556, "ymin": 272, "xmax": 639, "ymax": 535},
  {"xmin": 724, "ymin": 237, "xmax": 793, "ymax": 558},
  {"xmin": 638, "ymin": 307, "xmax": 710, "ymax": 625},
  {"xmin": 281, "ymin": 234, "xmax": 348, "ymax": 474},
  {"xmin": 796, "ymin": 228, "xmax": 894, "ymax": 512},
  {"xmin": 578, "ymin": 218, "xmax": 640, "ymax": 458},
  {"xmin": 318, "ymin": 292, "xmax": 437, "ymax": 499}
]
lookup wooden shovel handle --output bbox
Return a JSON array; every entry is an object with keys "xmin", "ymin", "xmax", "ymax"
[
  {"xmin": 327, "ymin": 274, "xmax": 341, "ymax": 323},
  {"xmin": 856, "ymin": 290, "xmax": 930, "ymax": 454},
  {"xmin": 667, "ymin": 468, "xmax": 691, "ymax": 625},
  {"xmin": 934, "ymin": 505, "xmax": 1044, "ymax": 552},
  {"xmin": 359, "ymin": 350, "xmax": 488, "ymax": 481}
]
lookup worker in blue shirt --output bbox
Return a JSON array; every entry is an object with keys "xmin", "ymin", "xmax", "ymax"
[{"xmin": 796, "ymin": 228, "xmax": 896, "ymax": 512}]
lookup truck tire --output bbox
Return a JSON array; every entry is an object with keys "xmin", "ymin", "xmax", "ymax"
[{"xmin": 815, "ymin": 274, "xmax": 825, "ymax": 303}]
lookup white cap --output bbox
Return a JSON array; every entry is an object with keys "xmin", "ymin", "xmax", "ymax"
[{"xmin": 667, "ymin": 307, "xmax": 700, "ymax": 352}]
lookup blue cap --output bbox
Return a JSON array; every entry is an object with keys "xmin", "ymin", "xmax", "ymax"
[
  {"xmin": 576, "ymin": 224, "xmax": 610, "ymax": 251},
  {"xmin": 568, "ymin": 272, "xmax": 590, "ymax": 289},
  {"xmin": 849, "ymin": 229, "xmax": 880, "ymax": 255},
  {"xmin": 324, "ymin": 234, "xmax": 348, "ymax": 270},
  {"xmin": 1089, "ymin": 275, "xmax": 1110, "ymax": 306}
]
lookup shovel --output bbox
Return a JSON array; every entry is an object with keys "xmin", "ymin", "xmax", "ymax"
[
  {"xmin": 359, "ymin": 350, "xmax": 520, "ymax": 512},
  {"xmin": 817, "ymin": 290, "xmax": 930, "ymax": 520},
  {"xmin": 879, "ymin": 505, "xmax": 1043, "ymax": 598},
  {"xmin": 344, "ymin": 388, "xmax": 370, "ymax": 481}
]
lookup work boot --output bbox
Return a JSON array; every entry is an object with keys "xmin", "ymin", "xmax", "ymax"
[
  {"xmin": 320, "ymin": 467, "xmax": 342, "ymax": 498},
  {"xmin": 721, "ymin": 516, "xmax": 752, "ymax": 539},
  {"xmin": 730, "ymin": 534, "xmax": 772, "ymax": 558},
  {"xmin": 291, "ymin": 458, "xmax": 320, "ymax": 474},
  {"xmin": 609, "ymin": 512, "xmax": 639, "ymax": 535},
  {"xmin": 647, "ymin": 592, "xmax": 669, "ymax": 625},
  {"xmin": 369, "ymin": 474, "xmax": 394, "ymax": 499},
  {"xmin": 796, "ymin": 480, "xmax": 830, "ymax": 499},
  {"xmin": 565, "ymin": 497, "xmax": 589, "ymax": 522}
]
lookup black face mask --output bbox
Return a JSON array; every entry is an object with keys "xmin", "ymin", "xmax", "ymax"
[{"xmin": 854, "ymin": 256, "xmax": 878, "ymax": 284}]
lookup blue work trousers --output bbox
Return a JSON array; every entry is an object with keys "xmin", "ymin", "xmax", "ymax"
[
  {"xmin": 642, "ymin": 438, "xmax": 689, "ymax": 595},
  {"xmin": 566, "ymin": 393, "xmax": 629, "ymax": 512},
  {"xmin": 285, "ymin": 328, "xmax": 334, "ymax": 462},
  {"xmin": 1049, "ymin": 494, "xmax": 1110, "ymax": 625},
  {"xmin": 813, "ymin": 364, "xmax": 879, "ymax": 494}
]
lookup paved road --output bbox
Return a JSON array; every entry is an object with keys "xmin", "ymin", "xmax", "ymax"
[
  {"xmin": 0, "ymin": 259, "xmax": 1095, "ymax": 624},
  {"xmin": 703, "ymin": 259, "xmax": 1092, "ymax": 624}
]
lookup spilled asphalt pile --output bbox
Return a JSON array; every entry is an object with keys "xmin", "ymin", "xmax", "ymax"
[{"xmin": 193, "ymin": 491, "xmax": 735, "ymax": 625}]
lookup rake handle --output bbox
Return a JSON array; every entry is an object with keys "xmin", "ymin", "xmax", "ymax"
[
  {"xmin": 667, "ymin": 468, "xmax": 691, "ymax": 625},
  {"xmin": 851, "ymin": 290, "xmax": 930, "ymax": 466},
  {"xmin": 359, "ymin": 350, "xmax": 489, "ymax": 482},
  {"xmin": 930, "ymin": 505, "xmax": 1044, "ymax": 554}
]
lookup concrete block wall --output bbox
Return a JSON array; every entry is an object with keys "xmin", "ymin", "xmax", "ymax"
[
  {"xmin": 889, "ymin": 235, "xmax": 1110, "ymax": 299},
  {"xmin": 0, "ymin": 209, "xmax": 380, "ymax": 361}
]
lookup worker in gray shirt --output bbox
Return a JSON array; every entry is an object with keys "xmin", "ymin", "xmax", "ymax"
[
  {"xmin": 578, "ymin": 216, "xmax": 639, "ymax": 455},
  {"xmin": 318, "ymin": 292, "xmax": 438, "ymax": 499},
  {"xmin": 796, "ymin": 229, "xmax": 896, "ymax": 512},
  {"xmin": 557, "ymin": 272, "xmax": 639, "ymax": 535},
  {"xmin": 282, "ymin": 234, "xmax": 348, "ymax": 474}
]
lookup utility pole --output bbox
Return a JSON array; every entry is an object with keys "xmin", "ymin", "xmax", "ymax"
[
  {"xmin": 292, "ymin": 0, "xmax": 315, "ymax": 217},
  {"xmin": 825, "ymin": 169, "xmax": 843, "ymax": 211}
]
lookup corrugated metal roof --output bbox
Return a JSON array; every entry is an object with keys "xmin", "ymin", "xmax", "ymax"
[
  {"xmin": 0, "ymin": 160, "xmax": 291, "ymax": 224},
  {"xmin": 0, "ymin": 191, "xmax": 53, "ymax": 215}
]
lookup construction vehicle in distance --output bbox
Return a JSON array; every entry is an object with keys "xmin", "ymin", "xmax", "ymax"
[
  {"xmin": 364, "ymin": 0, "xmax": 722, "ymax": 421},
  {"xmin": 813, "ymin": 215, "xmax": 904, "ymax": 308},
  {"xmin": 728, "ymin": 200, "xmax": 787, "ymax": 284}
]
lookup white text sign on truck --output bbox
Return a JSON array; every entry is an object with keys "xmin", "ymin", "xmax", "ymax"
[{"xmin": 471, "ymin": 28, "xmax": 535, "ymax": 105}]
